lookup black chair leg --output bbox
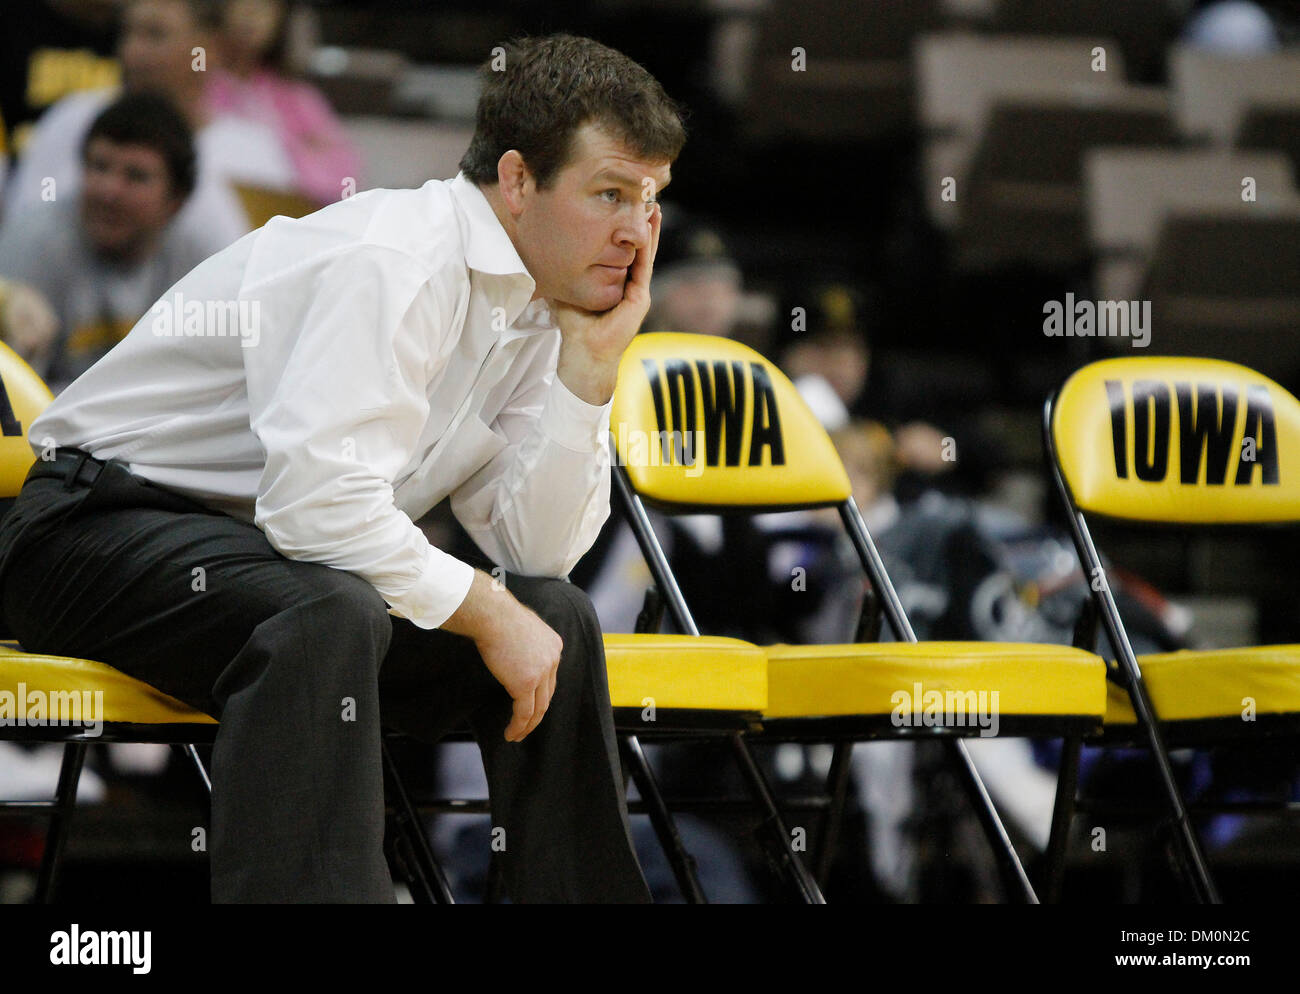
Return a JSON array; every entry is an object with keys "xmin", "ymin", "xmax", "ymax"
[
  {"xmin": 35, "ymin": 743, "xmax": 87, "ymax": 904},
  {"xmin": 179, "ymin": 743, "xmax": 212, "ymax": 794},
  {"xmin": 729, "ymin": 734, "xmax": 826, "ymax": 904},
  {"xmin": 1143, "ymin": 742, "xmax": 1221, "ymax": 904},
  {"xmin": 1043, "ymin": 737, "xmax": 1081, "ymax": 902},
  {"xmin": 1160, "ymin": 801, "xmax": 1220, "ymax": 904},
  {"xmin": 944, "ymin": 739, "xmax": 1039, "ymax": 904},
  {"xmin": 619, "ymin": 734, "xmax": 707, "ymax": 903},
  {"xmin": 381, "ymin": 740, "xmax": 454, "ymax": 904},
  {"xmin": 814, "ymin": 742, "xmax": 855, "ymax": 887}
]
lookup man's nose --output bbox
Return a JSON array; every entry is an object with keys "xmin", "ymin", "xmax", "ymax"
[
  {"xmin": 618, "ymin": 208, "xmax": 652, "ymax": 249},
  {"xmin": 88, "ymin": 169, "xmax": 126, "ymax": 202}
]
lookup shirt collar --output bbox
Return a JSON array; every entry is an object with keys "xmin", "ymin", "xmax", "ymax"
[
  {"xmin": 448, "ymin": 172, "xmax": 556, "ymax": 336},
  {"xmin": 448, "ymin": 171, "xmax": 533, "ymax": 280}
]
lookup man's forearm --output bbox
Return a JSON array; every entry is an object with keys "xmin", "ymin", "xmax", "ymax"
[{"xmin": 439, "ymin": 568, "xmax": 498, "ymax": 640}]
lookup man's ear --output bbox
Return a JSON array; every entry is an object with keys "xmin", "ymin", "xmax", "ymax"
[{"xmin": 495, "ymin": 150, "xmax": 533, "ymax": 215}]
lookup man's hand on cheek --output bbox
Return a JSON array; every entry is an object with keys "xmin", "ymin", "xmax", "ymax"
[{"xmin": 550, "ymin": 203, "xmax": 661, "ymax": 405}]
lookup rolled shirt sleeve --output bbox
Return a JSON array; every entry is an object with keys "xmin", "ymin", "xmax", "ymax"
[{"xmin": 451, "ymin": 336, "xmax": 613, "ymax": 579}]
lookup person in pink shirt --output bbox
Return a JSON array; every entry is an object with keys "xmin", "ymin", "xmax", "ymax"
[{"xmin": 210, "ymin": 0, "xmax": 363, "ymax": 205}]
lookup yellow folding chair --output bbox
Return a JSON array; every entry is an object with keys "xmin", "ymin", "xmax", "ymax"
[
  {"xmin": 610, "ymin": 332, "xmax": 1110, "ymax": 902},
  {"xmin": 1044, "ymin": 356, "xmax": 1300, "ymax": 903}
]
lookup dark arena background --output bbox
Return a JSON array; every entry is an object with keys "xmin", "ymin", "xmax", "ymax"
[{"xmin": 1, "ymin": 0, "xmax": 1298, "ymax": 956}]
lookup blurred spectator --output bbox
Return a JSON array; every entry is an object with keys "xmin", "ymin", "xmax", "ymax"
[
  {"xmin": 0, "ymin": 93, "xmax": 207, "ymax": 391},
  {"xmin": 0, "ymin": 0, "xmax": 122, "ymax": 160},
  {"xmin": 3, "ymin": 0, "xmax": 285, "ymax": 249},
  {"xmin": 211, "ymin": 0, "xmax": 363, "ymax": 205},
  {"xmin": 783, "ymin": 281, "xmax": 1004, "ymax": 499},
  {"xmin": 834, "ymin": 419, "xmax": 900, "ymax": 527},
  {"xmin": 645, "ymin": 220, "xmax": 743, "ymax": 337},
  {"xmin": 780, "ymin": 284, "xmax": 871, "ymax": 427}
]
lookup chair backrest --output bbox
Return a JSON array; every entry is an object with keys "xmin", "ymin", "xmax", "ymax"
[
  {"xmin": 915, "ymin": 33, "xmax": 1121, "ymax": 136},
  {"xmin": 1048, "ymin": 356, "xmax": 1300, "ymax": 524},
  {"xmin": 1170, "ymin": 45, "xmax": 1300, "ymax": 144},
  {"xmin": 991, "ymin": 0, "xmax": 1172, "ymax": 81},
  {"xmin": 611, "ymin": 333, "xmax": 850, "ymax": 512},
  {"xmin": 1084, "ymin": 147, "xmax": 1299, "ymax": 255},
  {"xmin": 915, "ymin": 32, "xmax": 1123, "ymax": 229},
  {"xmin": 611, "ymin": 332, "xmax": 917, "ymax": 643},
  {"xmin": 0, "ymin": 343, "xmax": 53, "ymax": 499},
  {"xmin": 233, "ymin": 185, "xmax": 321, "ymax": 230}
]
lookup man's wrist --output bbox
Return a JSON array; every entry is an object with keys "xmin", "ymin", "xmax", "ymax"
[
  {"xmin": 556, "ymin": 342, "xmax": 620, "ymax": 406},
  {"xmin": 541, "ymin": 371, "xmax": 612, "ymax": 452},
  {"xmin": 440, "ymin": 569, "xmax": 515, "ymax": 643}
]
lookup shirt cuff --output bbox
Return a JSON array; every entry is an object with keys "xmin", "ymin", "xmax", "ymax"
[
  {"xmin": 539, "ymin": 374, "xmax": 612, "ymax": 453},
  {"xmin": 386, "ymin": 544, "xmax": 477, "ymax": 629}
]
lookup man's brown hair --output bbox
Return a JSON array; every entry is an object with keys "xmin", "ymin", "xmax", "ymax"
[
  {"xmin": 459, "ymin": 33, "xmax": 686, "ymax": 189},
  {"xmin": 125, "ymin": 0, "xmax": 225, "ymax": 30}
]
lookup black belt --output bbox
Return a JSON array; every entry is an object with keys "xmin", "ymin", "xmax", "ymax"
[{"xmin": 25, "ymin": 448, "xmax": 106, "ymax": 491}]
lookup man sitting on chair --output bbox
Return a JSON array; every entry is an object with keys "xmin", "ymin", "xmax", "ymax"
[{"xmin": 0, "ymin": 33, "xmax": 682, "ymax": 903}]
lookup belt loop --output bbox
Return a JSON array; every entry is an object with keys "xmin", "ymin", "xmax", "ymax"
[{"xmin": 64, "ymin": 450, "xmax": 91, "ymax": 492}]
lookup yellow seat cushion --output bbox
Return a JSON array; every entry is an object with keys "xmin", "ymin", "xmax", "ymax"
[
  {"xmin": 603, "ymin": 634, "xmax": 767, "ymax": 712},
  {"xmin": 763, "ymin": 641, "xmax": 1107, "ymax": 721},
  {"xmin": 0, "ymin": 644, "xmax": 215, "ymax": 727},
  {"xmin": 1105, "ymin": 645, "xmax": 1300, "ymax": 724}
]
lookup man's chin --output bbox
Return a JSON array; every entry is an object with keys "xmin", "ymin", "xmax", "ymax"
[
  {"xmin": 587, "ymin": 282, "xmax": 626, "ymax": 313},
  {"xmin": 84, "ymin": 226, "xmax": 132, "ymax": 256},
  {"xmin": 551, "ymin": 285, "xmax": 623, "ymax": 316}
]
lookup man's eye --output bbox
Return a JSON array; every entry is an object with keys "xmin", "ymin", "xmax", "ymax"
[{"xmin": 599, "ymin": 189, "xmax": 620, "ymax": 203}]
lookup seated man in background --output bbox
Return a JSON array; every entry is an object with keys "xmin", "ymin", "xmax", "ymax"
[
  {"xmin": 0, "ymin": 92, "xmax": 207, "ymax": 391},
  {"xmin": 5, "ymin": 0, "xmax": 277, "ymax": 252},
  {"xmin": 642, "ymin": 220, "xmax": 742, "ymax": 340}
]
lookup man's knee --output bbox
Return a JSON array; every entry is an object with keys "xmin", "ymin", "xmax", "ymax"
[
  {"xmin": 212, "ymin": 566, "xmax": 394, "ymax": 713},
  {"xmin": 512, "ymin": 576, "xmax": 601, "ymax": 644},
  {"xmin": 275, "ymin": 565, "xmax": 394, "ymax": 656},
  {"xmin": 225, "ymin": 564, "xmax": 396, "ymax": 692}
]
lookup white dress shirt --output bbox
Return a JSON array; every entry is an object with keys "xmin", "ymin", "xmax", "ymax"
[{"xmin": 29, "ymin": 172, "xmax": 614, "ymax": 629}]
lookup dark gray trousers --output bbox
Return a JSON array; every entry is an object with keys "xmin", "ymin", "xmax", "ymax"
[{"xmin": 0, "ymin": 454, "xmax": 650, "ymax": 903}]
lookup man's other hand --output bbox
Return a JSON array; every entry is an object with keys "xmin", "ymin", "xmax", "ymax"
[
  {"xmin": 0, "ymin": 278, "xmax": 58, "ymax": 368},
  {"xmin": 441, "ymin": 570, "xmax": 563, "ymax": 742}
]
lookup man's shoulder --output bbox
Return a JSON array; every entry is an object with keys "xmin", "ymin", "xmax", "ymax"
[
  {"xmin": 30, "ymin": 87, "xmax": 115, "ymax": 139},
  {"xmin": 242, "ymin": 179, "xmax": 468, "ymax": 291},
  {"xmin": 350, "ymin": 179, "xmax": 464, "ymax": 256}
]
